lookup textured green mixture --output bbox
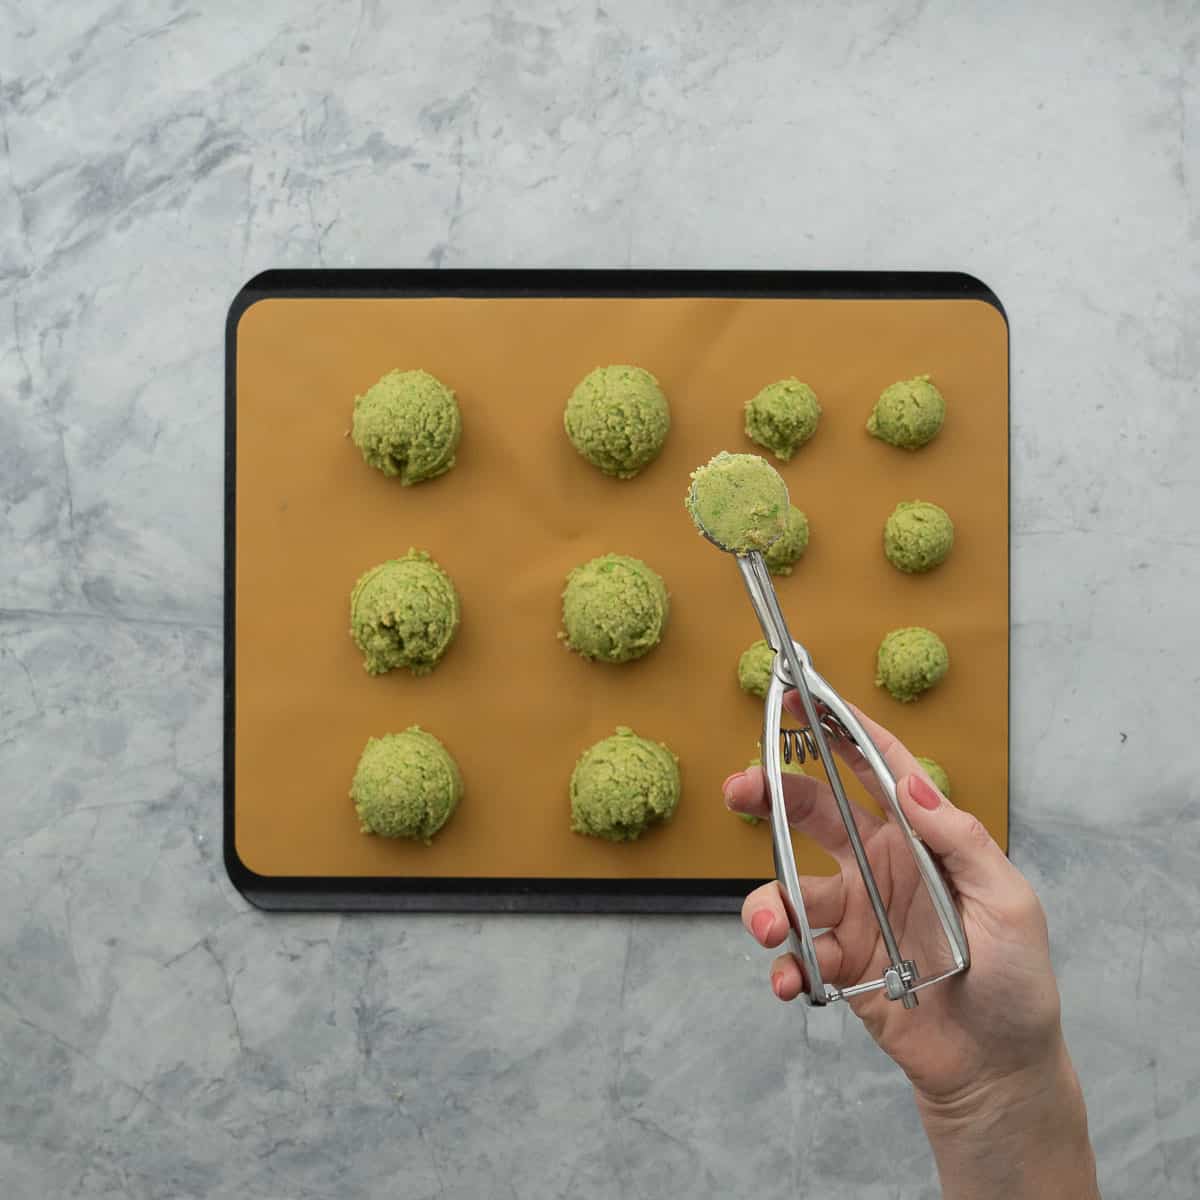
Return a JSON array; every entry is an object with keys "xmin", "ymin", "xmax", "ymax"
[
  {"xmin": 560, "ymin": 553, "xmax": 669, "ymax": 664},
  {"xmin": 867, "ymin": 374, "xmax": 945, "ymax": 449},
  {"xmin": 915, "ymin": 755, "xmax": 952, "ymax": 799},
  {"xmin": 884, "ymin": 500, "xmax": 955, "ymax": 573},
  {"xmin": 875, "ymin": 626, "xmax": 949, "ymax": 703},
  {"xmin": 351, "ymin": 368, "xmax": 462, "ymax": 484},
  {"xmin": 737, "ymin": 638, "xmax": 776, "ymax": 699},
  {"xmin": 685, "ymin": 451, "xmax": 789, "ymax": 553},
  {"xmin": 744, "ymin": 378, "xmax": 822, "ymax": 460},
  {"xmin": 569, "ymin": 726, "xmax": 680, "ymax": 841},
  {"xmin": 350, "ymin": 549, "xmax": 460, "ymax": 676},
  {"xmin": 563, "ymin": 365, "xmax": 670, "ymax": 478},
  {"xmin": 764, "ymin": 505, "xmax": 810, "ymax": 576},
  {"xmin": 350, "ymin": 727, "xmax": 463, "ymax": 842}
]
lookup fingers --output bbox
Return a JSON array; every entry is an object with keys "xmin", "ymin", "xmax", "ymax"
[
  {"xmin": 769, "ymin": 952, "xmax": 807, "ymax": 1001},
  {"xmin": 896, "ymin": 771, "xmax": 1015, "ymax": 899},
  {"xmin": 840, "ymin": 703, "xmax": 923, "ymax": 784},
  {"xmin": 741, "ymin": 880, "xmax": 846, "ymax": 1001},
  {"xmin": 771, "ymin": 695, "xmax": 1015, "ymax": 898},
  {"xmin": 782, "ymin": 694, "xmax": 920, "ymax": 811},
  {"xmin": 741, "ymin": 876, "xmax": 845, "ymax": 943},
  {"xmin": 724, "ymin": 767, "xmax": 883, "ymax": 860}
]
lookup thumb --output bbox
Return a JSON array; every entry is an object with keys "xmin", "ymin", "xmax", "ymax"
[{"xmin": 898, "ymin": 771, "xmax": 1012, "ymax": 897}]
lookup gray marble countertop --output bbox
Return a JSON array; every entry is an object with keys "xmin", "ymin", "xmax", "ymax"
[{"xmin": 2, "ymin": 3, "xmax": 1198, "ymax": 1197}]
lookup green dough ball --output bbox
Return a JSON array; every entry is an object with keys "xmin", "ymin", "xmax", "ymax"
[
  {"xmin": 744, "ymin": 378, "xmax": 822, "ymax": 460},
  {"xmin": 350, "ymin": 727, "xmax": 463, "ymax": 842},
  {"xmin": 867, "ymin": 374, "xmax": 945, "ymax": 449},
  {"xmin": 915, "ymin": 756, "xmax": 952, "ymax": 799},
  {"xmin": 561, "ymin": 554, "xmax": 669, "ymax": 663},
  {"xmin": 884, "ymin": 500, "xmax": 955, "ymax": 573},
  {"xmin": 875, "ymin": 627, "xmax": 949, "ymax": 703},
  {"xmin": 570, "ymin": 726, "xmax": 680, "ymax": 841},
  {"xmin": 351, "ymin": 369, "xmax": 462, "ymax": 484},
  {"xmin": 737, "ymin": 638, "xmax": 776, "ymax": 699},
  {"xmin": 764, "ymin": 506, "xmax": 810, "ymax": 576},
  {"xmin": 350, "ymin": 549, "xmax": 460, "ymax": 676},
  {"xmin": 686, "ymin": 451, "xmax": 789, "ymax": 553},
  {"xmin": 564, "ymin": 365, "xmax": 670, "ymax": 478}
]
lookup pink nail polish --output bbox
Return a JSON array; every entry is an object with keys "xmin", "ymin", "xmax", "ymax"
[
  {"xmin": 910, "ymin": 773, "xmax": 941, "ymax": 810},
  {"xmin": 750, "ymin": 910, "xmax": 774, "ymax": 943}
]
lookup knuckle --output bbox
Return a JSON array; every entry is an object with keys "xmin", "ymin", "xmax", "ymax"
[
  {"xmin": 742, "ymin": 883, "xmax": 782, "ymax": 931},
  {"xmin": 958, "ymin": 813, "xmax": 994, "ymax": 854},
  {"xmin": 1004, "ymin": 882, "xmax": 1048, "ymax": 929}
]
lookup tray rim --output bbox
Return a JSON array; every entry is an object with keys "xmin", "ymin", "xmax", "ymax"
[{"xmin": 224, "ymin": 269, "xmax": 1010, "ymax": 914}]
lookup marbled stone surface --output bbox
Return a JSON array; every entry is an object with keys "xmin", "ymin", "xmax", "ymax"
[{"xmin": 2, "ymin": 2, "xmax": 1198, "ymax": 1196}]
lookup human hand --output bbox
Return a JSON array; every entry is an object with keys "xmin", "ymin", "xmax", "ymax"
[{"xmin": 725, "ymin": 695, "xmax": 1063, "ymax": 1111}]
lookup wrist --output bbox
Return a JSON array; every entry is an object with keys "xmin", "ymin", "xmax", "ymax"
[
  {"xmin": 915, "ymin": 1034, "xmax": 1079, "ymax": 1128},
  {"xmin": 914, "ymin": 1037, "xmax": 1100, "ymax": 1200}
]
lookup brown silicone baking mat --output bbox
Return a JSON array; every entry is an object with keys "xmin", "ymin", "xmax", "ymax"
[{"xmin": 225, "ymin": 271, "xmax": 1009, "ymax": 911}]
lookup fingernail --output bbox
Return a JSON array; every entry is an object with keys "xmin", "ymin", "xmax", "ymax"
[
  {"xmin": 750, "ymin": 910, "xmax": 774, "ymax": 943},
  {"xmin": 910, "ymin": 773, "xmax": 942, "ymax": 810},
  {"xmin": 721, "ymin": 774, "xmax": 740, "ymax": 806},
  {"xmin": 771, "ymin": 972, "xmax": 786, "ymax": 999}
]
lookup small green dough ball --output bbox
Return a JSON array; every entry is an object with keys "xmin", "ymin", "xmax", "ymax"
[
  {"xmin": 737, "ymin": 639, "xmax": 776, "ymax": 699},
  {"xmin": 764, "ymin": 506, "xmax": 810, "ymax": 576},
  {"xmin": 351, "ymin": 369, "xmax": 462, "ymax": 484},
  {"xmin": 867, "ymin": 374, "xmax": 945, "ymax": 449},
  {"xmin": 745, "ymin": 378, "xmax": 821, "ymax": 460},
  {"xmin": 915, "ymin": 756, "xmax": 952, "ymax": 799},
  {"xmin": 350, "ymin": 549, "xmax": 460, "ymax": 676},
  {"xmin": 875, "ymin": 627, "xmax": 949, "ymax": 703},
  {"xmin": 564, "ymin": 365, "xmax": 670, "ymax": 478},
  {"xmin": 884, "ymin": 500, "xmax": 954, "ymax": 573},
  {"xmin": 561, "ymin": 554, "xmax": 669, "ymax": 663},
  {"xmin": 686, "ymin": 451, "xmax": 789, "ymax": 553},
  {"xmin": 350, "ymin": 727, "xmax": 463, "ymax": 842},
  {"xmin": 570, "ymin": 726, "xmax": 680, "ymax": 841}
]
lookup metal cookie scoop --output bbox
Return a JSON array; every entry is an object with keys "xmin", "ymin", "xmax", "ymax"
[{"xmin": 689, "ymin": 464, "xmax": 969, "ymax": 1008}]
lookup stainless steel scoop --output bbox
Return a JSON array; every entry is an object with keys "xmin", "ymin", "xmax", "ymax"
[{"xmin": 690, "ymin": 472, "xmax": 970, "ymax": 1008}]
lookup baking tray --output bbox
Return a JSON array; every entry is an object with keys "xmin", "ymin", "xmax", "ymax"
[{"xmin": 224, "ymin": 270, "xmax": 1009, "ymax": 912}]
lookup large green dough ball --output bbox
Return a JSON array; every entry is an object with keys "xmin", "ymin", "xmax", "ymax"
[
  {"xmin": 564, "ymin": 365, "xmax": 670, "ymax": 478},
  {"xmin": 350, "ymin": 727, "xmax": 463, "ymax": 842},
  {"xmin": 570, "ymin": 726, "xmax": 680, "ymax": 841},
  {"xmin": 875, "ymin": 627, "xmax": 949, "ymax": 703},
  {"xmin": 350, "ymin": 549, "xmax": 460, "ymax": 677},
  {"xmin": 351, "ymin": 368, "xmax": 462, "ymax": 484},
  {"xmin": 560, "ymin": 554, "xmax": 669, "ymax": 664}
]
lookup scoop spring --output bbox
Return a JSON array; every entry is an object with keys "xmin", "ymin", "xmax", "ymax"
[{"xmin": 780, "ymin": 716, "xmax": 850, "ymax": 766}]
